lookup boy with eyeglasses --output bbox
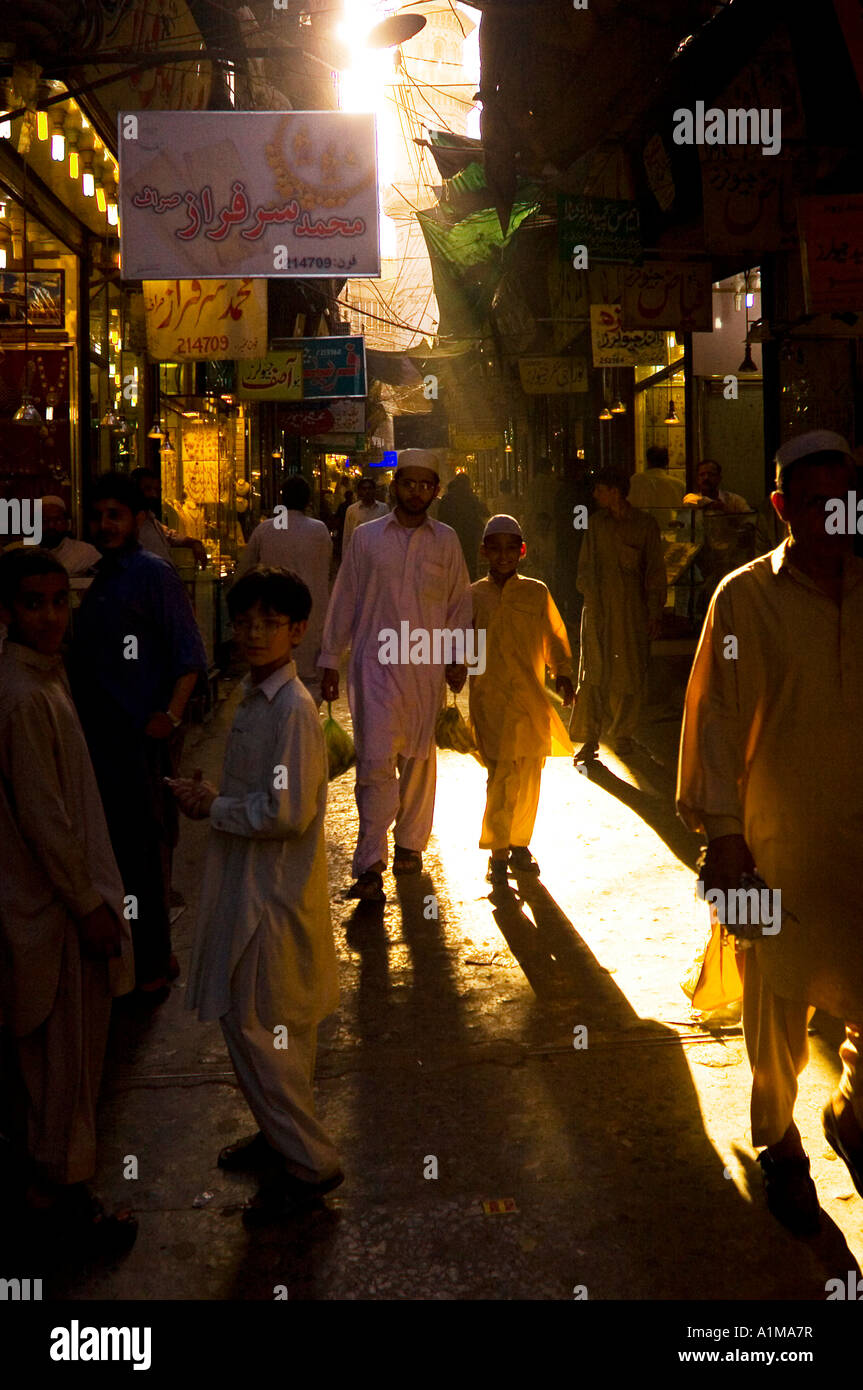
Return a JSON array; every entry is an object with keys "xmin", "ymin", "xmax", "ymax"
[{"xmin": 169, "ymin": 566, "xmax": 341, "ymax": 1224}]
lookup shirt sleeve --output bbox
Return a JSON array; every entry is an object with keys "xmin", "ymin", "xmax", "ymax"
[
  {"xmin": 444, "ymin": 533, "xmax": 473, "ymax": 633},
  {"xmin": 676, "ymin": 583, "xmax": 745, "ymax": 837},
  {"xmin": 318, "ymin": 529, "xmax": 360, "ymax": 669},
  {"xmin": 233, "ymin": 524, "xmax": 262, "ymax": 581},
  {"xmin": 576, "ymin": 520, "xmax": 595, "ymax": 597},
  {"xmin": 155, "ymin": 562, "xmax": 208, "ymax": 678},
  {"xmin": 543, "ymin": 589, "xmax": 573, "ymax": 678},
  {"xmin": 4, "ymin": 694, "xmax": 105, "ymax": 918},
  {"xmin": 643, "ymin": 515, "xmax": 667, "ymax": 619},
  {"xmin": 209, "ymin": 701, "xmax": 326, "ymax": 839}
]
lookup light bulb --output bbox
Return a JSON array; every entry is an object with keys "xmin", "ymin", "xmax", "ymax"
[
  {"xmin": 82, "ymin": 170, "xmax": 95, "ymax": 198},
  {"xmin": 0, "ymin": 116, "xmax": 11, "ymax": 140},
  {"xmin": 107, "ymin": 201, "xmax": 118, "ymax": 226},
  {"xmin": 0, "ymin": 247, "xmax": 5, "ymax": 270},
  {"xmin": 36, "ymin": 110, "xmax": 48, "ymax": 141},
  {"xmin": 96, "ymin": 184, "xmax": 106, "ymax": 212},
  {"xmin": 51, "ymin": 130, "xmax": 65, "ymax": 161},
  {"xmin": 69, "ymin": 149, "xmax": 79, "ymax": 179}
]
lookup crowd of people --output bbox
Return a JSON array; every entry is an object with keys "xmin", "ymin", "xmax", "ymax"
[{"xmin": 0, "ymin": 429, "xmax": 861, "ymax": 1259}]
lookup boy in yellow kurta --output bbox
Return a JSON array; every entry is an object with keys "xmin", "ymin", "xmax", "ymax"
[{"xmin": 469, "ymin": 515, "xmax": 574, "ymax": 885}]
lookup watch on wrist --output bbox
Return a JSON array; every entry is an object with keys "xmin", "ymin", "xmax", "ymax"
[{"xmin": 166, "ymin": 710, "xmax": 182, "ymax": 728}]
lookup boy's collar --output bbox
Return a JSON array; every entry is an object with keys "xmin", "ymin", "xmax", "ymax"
[
  {"xmin": 241, "ymin": 660, "xmax": 297, "ymax": 701},
  {"xmin": 3, "ymin": 640, "xmax": 65, "ymax": 672}
]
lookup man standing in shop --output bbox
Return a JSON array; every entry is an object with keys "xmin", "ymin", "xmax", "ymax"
[{"xmin": 318, "ymin": 450, "xmax": 471, "ymax": 901}]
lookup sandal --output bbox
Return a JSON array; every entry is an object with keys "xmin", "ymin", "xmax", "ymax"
[
  {"xmin": 345, "ymin": 869, "xmax": 386, "ymax": 901},
  {"xmin": 392, "ymin": 846, "xmax": 423, "ymax": 875},
  {"xmin": 509, "ymin": 846, "xmax": 540, "ymax": 875}
]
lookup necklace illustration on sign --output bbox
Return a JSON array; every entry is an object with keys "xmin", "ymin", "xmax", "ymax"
[{"xmin": 265, "ymin": 117, "xmax": 375, "ymax": 209}]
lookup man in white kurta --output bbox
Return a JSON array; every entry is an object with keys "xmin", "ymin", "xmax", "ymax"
[
  {"xmin": 234, "ymin": 476, "xmax": 332, "ymax": 705},
  {"xmin": 677, "ymin": 430, "xmax": 863, "ymax": 1234},
  {"xmin": 341, "ymin": 476, "xmax": 390, "ymax": 553},
  {"xmin": 0, "ymin": 551, "xmax": 134, "ymax": 1201},
  {"xmin": 573, "ymin": 468, "xmax": 666, "ymax": 758},
  {"xmin": 469, "ymin": 515, "xmax": 574, "ymax": 879},
  {"xmin": 319, "ymin": 451, "xmax": 472, "ymax": 896},
  {"xmin": 182, "ymin": 632, "xmax": 340, "ymax": 1190}
]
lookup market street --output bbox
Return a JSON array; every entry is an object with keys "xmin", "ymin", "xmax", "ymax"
[{"xmin": 52, "ymin": 683, "xmax": 863, "ymax": 1302}]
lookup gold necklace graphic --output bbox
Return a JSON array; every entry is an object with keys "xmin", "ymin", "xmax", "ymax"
[{"xmin": 265, "ymin": 117, "xmax": 374, "ymax": 209}]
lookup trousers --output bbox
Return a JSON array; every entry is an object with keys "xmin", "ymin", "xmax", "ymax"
[
  {"xmin": 220, "ymin": 938, "xmax": 341, "ymax": 1184},
  {"xmin": 742, "ymin": 949, "xmax": 863, "ymax": 1147},
  {"xmin": 570, "ymin": 683, "xmax": 641, "ymax": 744},
  {"xmin": 480, "ymin": 758, "xmax": 544, "ymax": 851},
  {"xmin": 353, "ymin": 748, "xmax": 437, "ymax": 876}
]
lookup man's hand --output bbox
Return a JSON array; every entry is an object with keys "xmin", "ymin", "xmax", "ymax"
[
  {"xmin": 555, "ymin": 675, "xmax": 575, "ymax": 707},
  {"xmin": 145, "ymin": 712, "xmax": 177, "ymax": 740},
  {"xmin": 445, "ymin": 663, "xmax": 468, "ymax": 694},
  {"xmin": 166, "ymin": 772, "xmax": 218, "ymax": 819},
  {"xmin": 321, "ymin": 668, "xmax": 339, "ymax": 704},
  {"xmin": 701, "ymin": 834, "xmax": 756, "ymax": 896},
  {"xmin": 77, "ymin": 902, "xmax": 124, "ymax": 961},
  {"xmin": 187, "ymin": 538, "xmax": 207, "ymax": 568}
]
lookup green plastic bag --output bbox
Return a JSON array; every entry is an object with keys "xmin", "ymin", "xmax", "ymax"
[{"xmin": 322, "ymin": 703, "xmax": 356, "ymax": 780}]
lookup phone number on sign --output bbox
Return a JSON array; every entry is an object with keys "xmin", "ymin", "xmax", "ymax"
[{"xmin": 175, "ymin": 335, "xmax": 230, "ymax": 354}]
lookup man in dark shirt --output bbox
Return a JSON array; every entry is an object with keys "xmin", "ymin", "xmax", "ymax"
[{"xmin": 70, "ymin": 474, "xmax": 207, "ymax": 997}]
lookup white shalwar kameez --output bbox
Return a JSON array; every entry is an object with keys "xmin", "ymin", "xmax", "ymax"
[
  {"xmin": 319, "ymin": 511, "xmax": 472, "ymax": 875},
  {"xmin": 186, "ymin": 661, "xmax": 340, "ymax": 1181},
  {"xmin": 678, "ymin": 541, "xmax": 863, "ymax": 1144}
]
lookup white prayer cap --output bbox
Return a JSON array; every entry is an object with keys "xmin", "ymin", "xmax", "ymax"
[
  {"xmin": 483, "ymin": 513, "xmax": 523, "ymax": 541},
  {"xmin": 395, "ymin": 448, "xmax": 441, "ymax": 480},
  {"xmin": 775, "ymin": 430, "xmax": 853, "ymax": 487},
  {"xmin": 40, "ymin": 495, "xmax": 66, "ymax": 510}
]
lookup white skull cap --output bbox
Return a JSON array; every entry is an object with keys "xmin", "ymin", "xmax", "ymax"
[
  {"xmin": 40, "ymin": 495, "xmax": 66, "ymax": 510},
  {"xmin": 395, "ymin": 448, "xmax": 440, "ymax": 479},
  {"xmin": 775, "ymin": 430, "xmax": 852, "ymax": 469},
  {"xmin": 483, "ymin": 513, "xmax": 523, "ymax": 540}
]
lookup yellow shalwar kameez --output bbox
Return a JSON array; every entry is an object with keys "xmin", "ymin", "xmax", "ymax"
[
  {"xmin": 469, "ymin": 575, "xmax": 573, "ymax": 851},
  {"xmin": 677, "ymin": 541, "xmax": 863, "ymax": 1144}
]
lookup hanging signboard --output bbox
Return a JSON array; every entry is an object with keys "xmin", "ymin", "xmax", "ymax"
[
  {"xmin": 590, "ymin": 305, "xmax": 667, "ymax": 367},
  {"xmin": 239, "ymin": 337, "xmax": 367, "ymax": 401},
  {"xmin": 119, "ymin": 111, "xmax": 379, "ymax": 280},
  {"xmin": 518, "ymin": 357, "xmax": 588, "ymax": 394},
  {"xmin": 700, "ymin": 150, "xmax": 796, "ymax": 255},
  {"xmin": 143, "ymin": 278, "xmax": 267, "ymax": 360},
  {"xmin": 237, "ymin": 352, "xmax": 303, "ymax": 402},
  {"xmin": 557, "ymin": 195, "xmax": 641, "ymax": 264},
  {"xmin": 298, "ymin": 336, "xmax": 367, "ymax": 398},
  {"xmin": 799, "ymin": 194, "xmax": 863, "ymax": 313},
  {"xmin": 621, "ymin": 262, "xmax": 712, "ymax": 333},
  {"xmin": 280, "ymin": 400, "xmax": 365, "ymax": 434}
]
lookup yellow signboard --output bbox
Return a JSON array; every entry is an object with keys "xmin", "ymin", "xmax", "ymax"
[
  {"xmin": 237, "ymin": 352, "xmax": 304, "ymax": 401},
  {"xmin": 518, "ymin": 357, "xmax": 588, "ymax": 394},
  {"xmin": 144, "ymin": 279, "xmax": 267, "ymax": 360}
]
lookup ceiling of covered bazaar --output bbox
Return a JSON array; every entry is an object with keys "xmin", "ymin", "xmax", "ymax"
[{"xmin": 472, "ymin": 0, "xmax": 725, "ymax": 228}]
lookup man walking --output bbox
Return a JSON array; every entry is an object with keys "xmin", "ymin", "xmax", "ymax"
[
  {"xmin": 319, "ymin": 449, "xmax": 471, "ymax": 901},
  {"xmin": 234, "ymin": 475, "xmax": 331, "ymax": 706},
  {"xmin": 678, "ymin": 430, "xmax": 863, "ymax": 1236},
  {"xmin": 572, "ymin": 466, "xmax": 666, "ymax": 761},
  {"xmin": 341, "ymin": 475, "xmax": 389, "ymax": 553}
]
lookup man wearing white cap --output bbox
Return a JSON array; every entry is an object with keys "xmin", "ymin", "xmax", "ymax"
[
  {"xmin": 678, "ymin": 429, "xmax": 863, "ymax": 1237},
  {"xmin": 319, "ymin": 449, "xmax": 471, "ymax": 900},
  {"xmin": 40, "ymin": 497, "xmax": 101, "ymax": 577},
  {"xmin": 341, "ymin": 475, "xmax": 390, "ymax": 554}
]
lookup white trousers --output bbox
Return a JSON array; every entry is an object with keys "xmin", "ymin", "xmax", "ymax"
[
  {"xmin": 220, "ymin": 942, "xmax": 340, "ymax": 1184},
  {"xmin": 742, "ymin": 949, "xmax": 863, "ymax": 1147},
  {"xmin": 353, "ymin": 749, "xmax": 437, "ymax": 876}
]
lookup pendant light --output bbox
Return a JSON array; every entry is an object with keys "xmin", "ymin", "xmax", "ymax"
[
  {"xmin": 664, "ymin": 400, "xmax": 680, "ymax": 425},
  {"xmin": 13, "ymin": 170, "xmax": 42, "ymax": 425}
]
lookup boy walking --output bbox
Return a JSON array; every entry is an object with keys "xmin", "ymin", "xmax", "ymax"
[
  {"xmin": 0, "ymin": 549, "xmax": 136, "ymax": 1255},
  {"xmin": 170, "ymin": 567, "xmax": 341, "ymax": 1224},
  {"xmin": 469, "ymin": 516, "xmax": 574, "ymax": 885}
]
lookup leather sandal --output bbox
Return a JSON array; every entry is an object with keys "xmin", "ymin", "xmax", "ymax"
[
  {"xmin": 392, "ymin": 846, "xmax": 423, "ymax": 875},
  {"xmin": 241, "ymin": 1169, "xmax": 344, "ymax": 1227},
  {"xmin": 756, "ymin": 1149, "xmax": 820, "ymax": 1237},
  {"xmin": 508, "ymin": 846, "xmax": 540, "ymax": 875},
  {"xmin": 345, "ymin": 869, "xmax": 385, "ymax": 901},
  {"xmin": 218, "ymin": 1131, "xmax": 284, "ymax": 1174},
  {"xmin": 822, "ymin": 1099, "xmax": 863, "ymax": 1199}
]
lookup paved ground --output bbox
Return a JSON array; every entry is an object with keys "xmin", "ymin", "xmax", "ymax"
[{"xmin": 43, "ymin": 659, "xmax": 863, "ymax": 1300}]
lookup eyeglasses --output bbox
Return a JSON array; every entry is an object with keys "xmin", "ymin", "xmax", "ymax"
[
  {"xmin": 398, "ymin": 478, "xmax": 436, "ymax": 493},
  {"xmin": 232, "ymin": 615, "xmax": 293, "ymax": 634}
]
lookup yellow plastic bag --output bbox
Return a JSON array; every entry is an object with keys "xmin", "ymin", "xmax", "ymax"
[
  {"xmin": 435, "ymin": 694, "xmax": 484, "ymax": 765},
  {"xmin": 682, "ymin": 908, "xmax": 743, "ymax": 1013},
  {"xmin": 321, "ymin": 703, "xmax": 356, "ymax": 780}
]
